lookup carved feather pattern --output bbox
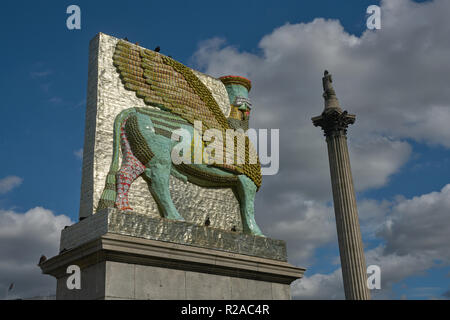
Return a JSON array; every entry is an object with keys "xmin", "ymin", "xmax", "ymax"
[{"xmin": 113, "ymin": 40, "xmax": 262, "ymax": 188}]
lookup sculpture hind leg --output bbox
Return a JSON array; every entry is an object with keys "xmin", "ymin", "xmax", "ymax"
[
  {"xmin": 115, "ymin": 120, "xmax": 146, "ymax": 210},
  {"xmin": 124, "ymin": 112, "xmax": 184, "ymax": 221},
  {"xmin": 236, "ymin": 175, "xmax": 264, "ymax": 236},
  {"xmin": 115, "ymin": 156, "xmax": 145, "ymax": 210}
]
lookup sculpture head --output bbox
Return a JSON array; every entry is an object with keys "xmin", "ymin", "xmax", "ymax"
[{"xmin": 219, "ymin": 75, "xmax": 252, "ymax": 131}]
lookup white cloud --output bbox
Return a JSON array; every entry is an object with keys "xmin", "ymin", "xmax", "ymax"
[
  {"xmin": 191, "ymin": 0, "xmax": 450, "ymax": 299},
  {"xmin": 0, "ymin": 207, "xmax": 73, "ymax": 299},
  {"xmin": 293, "ymin": 183, "xmax": 450, "ymax": 299},
  {"xmin": 357, "ymin": 198, "xmax": 391, "ymax": 239},
  {"xmin": 349, "ymin": 137, "xmax": 412, "ymax": 192},
  {"xmin": 292, "ymin": 268, "xmax": 344, "ymax": 300},
  {"xmin": 292, "ymin": 246, "xmax": 434, "ymax": 300},
  {"xmin": 379, "ymin": 184, "xmax": 450, "ymax": 259},
  {"xmin": 0, "ymin": 176, "xmax": 23, "ymax": 194},
  {"xmin": 260, "ymin": 195, "xmax": 337, "ymax": 264},
  {"xmin": 74, "ymin": 148, "xmax": 83, "ymax": 160}
]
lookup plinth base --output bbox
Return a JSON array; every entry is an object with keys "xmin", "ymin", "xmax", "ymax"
[{"xmin": 40, "ymin": 210, "xmax": 305, "ymax": 300}]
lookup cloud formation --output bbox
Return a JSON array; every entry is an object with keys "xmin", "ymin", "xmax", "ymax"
[
  {"xmin": 192, "ymin": 0, "xmax": 450, "ymax": 298},
  {"xmin": 292, "ymin": 184, "xmax": 450, "ymax": 299},
  {"xmin": 0, "ymin": 207, "xmax": 73, "ymax": 299},
  {"xmin": 0, "ymin": 176, "xmax": 23, "ymax": 195}
]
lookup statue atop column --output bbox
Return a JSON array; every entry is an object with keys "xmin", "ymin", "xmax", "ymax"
[{"xmin": 322, "ymin": 70, "xmax": 342, "ymax": 111}]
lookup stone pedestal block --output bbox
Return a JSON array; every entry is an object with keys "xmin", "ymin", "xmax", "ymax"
[{"xmin": 40, "ymin": 210, "xmax": 304, "ymax": 300}]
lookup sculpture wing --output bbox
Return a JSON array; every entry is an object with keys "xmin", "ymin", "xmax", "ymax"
[{"xmin": 113, "ymin": 40, "xmax": 261, "ymax": 188}]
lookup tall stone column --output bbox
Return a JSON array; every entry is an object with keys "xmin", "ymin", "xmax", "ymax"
[{"xmin": 312, "ymin": 71, "xmax": 370, "ymax": 300}]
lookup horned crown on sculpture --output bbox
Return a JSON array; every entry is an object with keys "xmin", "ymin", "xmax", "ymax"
[{"xmin": 96, "ymin": 40, "xmax": 264, "ymax": 236}]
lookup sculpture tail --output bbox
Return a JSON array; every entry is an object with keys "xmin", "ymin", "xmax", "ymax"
[{"xmin": 96, "ymin": 108, "xmax": 136, "ymax": 212}]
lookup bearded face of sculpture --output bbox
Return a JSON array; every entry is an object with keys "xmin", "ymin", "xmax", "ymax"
[{"xmin": 220, "ymin": 75, "xmax": 253, "ymax": 131}]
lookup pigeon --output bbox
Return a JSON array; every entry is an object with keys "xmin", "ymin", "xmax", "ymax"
[
  {"xmin": 38, "ymin": 255, "xmax": 47, "ymax": 266},
  {"xmin": 135, "ymin": 42, "xmax": 140, "ymax": 46},
  {"xmin": 123, "ymin": 37, "xmax": 129, "ymax": 42},
  {"xmin": 154, "ymin": 46, "xmax": 160, "ymax": 52},
  {"xmin": 204, "ymin": 216, "xmax": 210, "ymax": 227},
  {"xmin": 231, "ymin": 226, "xmax": 237, "ymax": 232}
]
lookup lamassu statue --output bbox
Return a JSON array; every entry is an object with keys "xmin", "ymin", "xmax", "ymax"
[{"xmin": 97, "ymin": 40, "xmax": 264, "ymax": 236}]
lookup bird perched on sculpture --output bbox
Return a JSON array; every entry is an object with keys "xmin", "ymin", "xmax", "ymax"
[{"xmin": 38, "ymin": 255, "xmax": 47, "ymax": 266}]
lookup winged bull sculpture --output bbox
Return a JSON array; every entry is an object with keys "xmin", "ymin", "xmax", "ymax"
[{"xmin": 97, "ymin": 40, "xmax": 264, "ymax": 236}]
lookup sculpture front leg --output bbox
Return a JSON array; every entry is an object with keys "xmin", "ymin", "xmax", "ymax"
[{"xmin": 236, "ymin": 175, "xmax": 264, "ymax": 236}]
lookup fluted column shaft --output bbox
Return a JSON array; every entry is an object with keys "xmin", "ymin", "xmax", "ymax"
[
  {"xmin": 312, "ymin": 106, "xmax": 370, "ymax": 300},
  {"xmin": 326, "ymin": 132, "xmax": 370, "ymax": 300}
]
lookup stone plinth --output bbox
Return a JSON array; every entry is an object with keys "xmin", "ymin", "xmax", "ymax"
[
  {"xmin": 61, "ymin": 208, "xmax": 287, "ymax": 261},
  {"xmin": 40, "ymin": 210, "xmax": 304, "ymax": 300}
]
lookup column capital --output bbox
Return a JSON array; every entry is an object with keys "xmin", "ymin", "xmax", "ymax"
[{"xmin": 312, "ymin": 109, "xmax": 356, "ymax": 137}]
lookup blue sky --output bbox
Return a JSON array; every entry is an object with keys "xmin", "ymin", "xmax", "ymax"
[{"xmin": 1, "ymin": 0, "xmax": 449, "ymax": 300}]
